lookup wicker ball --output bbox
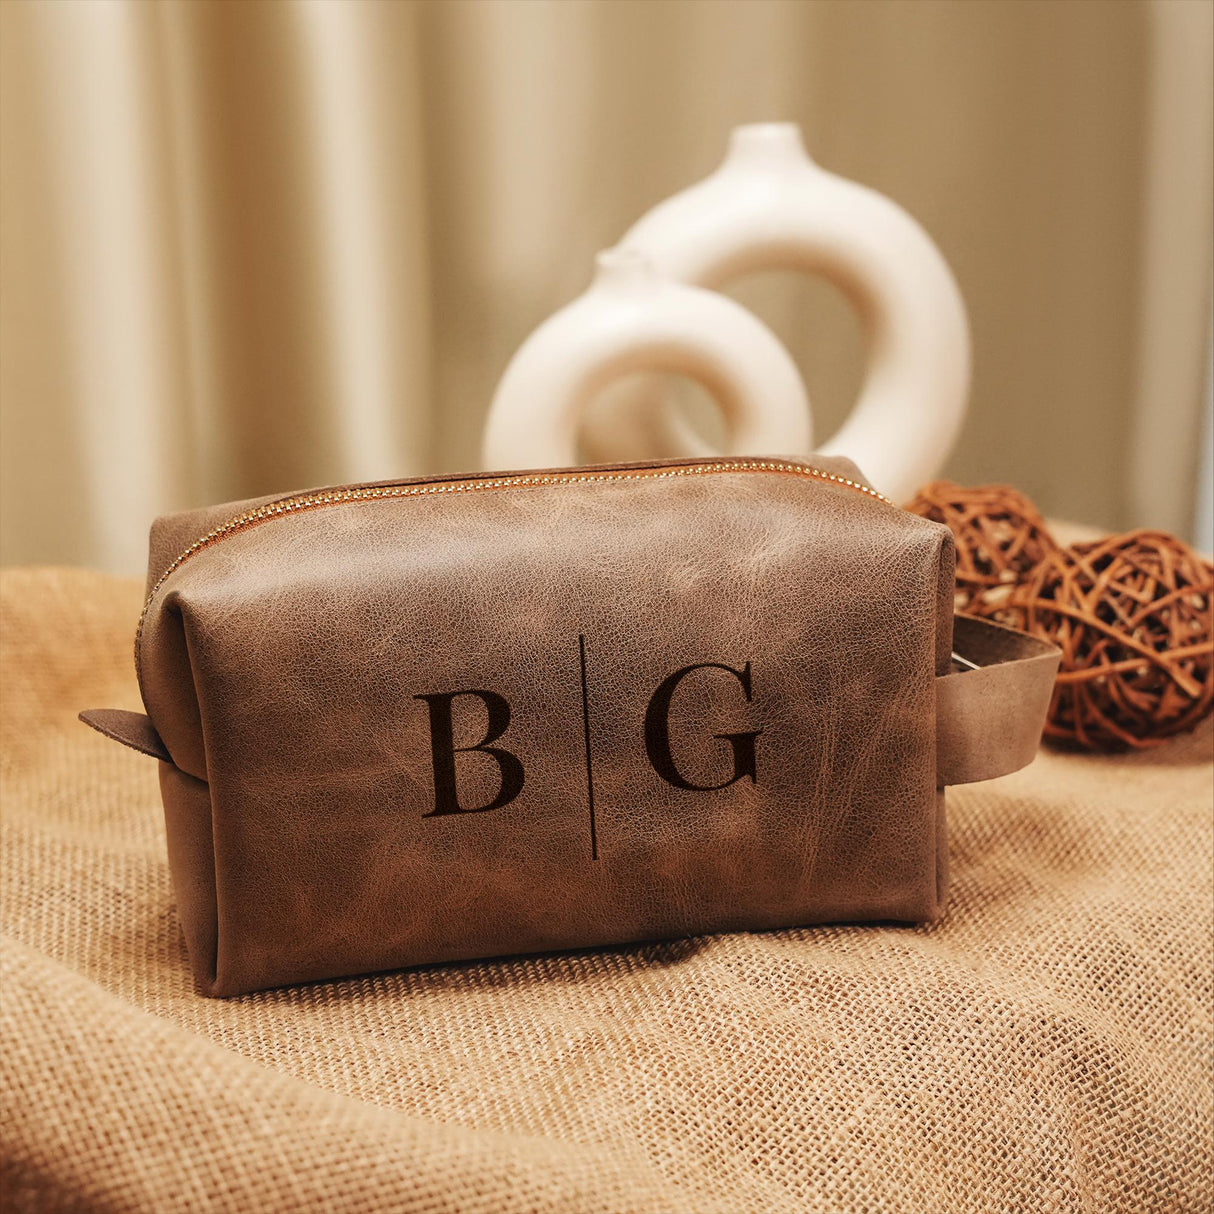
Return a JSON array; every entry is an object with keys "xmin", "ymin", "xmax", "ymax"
[
  {"xmin": 906, "ymin": 481, "xmax": 1059, "ymax": 625},
  {"xmin": 1017, "ymin": 529, "xmax": 1214, "ymax": 750}
]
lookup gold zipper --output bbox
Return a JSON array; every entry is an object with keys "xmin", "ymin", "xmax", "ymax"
[{"xmin": 135, "ymin": 459, "xmax": 892, "ymax": 676}]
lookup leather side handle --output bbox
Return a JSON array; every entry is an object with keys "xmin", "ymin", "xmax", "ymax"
[
  {"xmin": 936, "ymin": 616, "xmax": 1061, "ymax": 786},
  {"xmin": 79, "ymin": 709, "xmax": 171, "ymax": 763}
]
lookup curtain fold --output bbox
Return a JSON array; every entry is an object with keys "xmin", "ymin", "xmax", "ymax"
[{"xmin": 2, "ymin": 0, "xmax": 1210, "ymax": 573}]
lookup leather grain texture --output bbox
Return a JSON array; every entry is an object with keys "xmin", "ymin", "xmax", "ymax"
[{"xmin": 136, "ymin": 459, "xmax": 960, "ymax": 995}]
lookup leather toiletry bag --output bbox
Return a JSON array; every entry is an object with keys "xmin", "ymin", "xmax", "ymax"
[{"xmin": 82, "ymin": 456, "xmax": 1060, "ymax": 997}]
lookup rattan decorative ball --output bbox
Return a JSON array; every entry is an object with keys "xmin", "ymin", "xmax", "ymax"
[
  {"xmin": 1017, "ymin": 529, "xmax": 1214, "ymax": 750},
  {"xmin": 906, "ymin": 481, "xmax": 1059, "ymax": 625}
]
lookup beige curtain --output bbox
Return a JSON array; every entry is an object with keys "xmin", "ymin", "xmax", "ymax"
[{"xmin": 2, "ymin": 0, "xmax": 1211, "ymax": 574}]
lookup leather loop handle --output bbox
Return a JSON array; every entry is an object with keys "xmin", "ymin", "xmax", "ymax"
[
  {"xmin": 936, "ymin": 616, "xmax": 1061, "ymax": 786},
  {"xmin": 79, "ymin": 709, "xmax": 171, "ymax": 763}
]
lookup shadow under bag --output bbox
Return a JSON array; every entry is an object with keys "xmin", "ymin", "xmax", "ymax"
[{"xmin": 82, "ymin": 456, "xmax": 1059, "ymax": 997}]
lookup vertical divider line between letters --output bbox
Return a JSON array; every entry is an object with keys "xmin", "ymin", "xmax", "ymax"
[{"xmin": 578, "ymin": 633, "xmax": 598, "ymax": 861}]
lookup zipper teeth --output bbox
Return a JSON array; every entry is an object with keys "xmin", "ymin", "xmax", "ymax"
[{"xmin": 135, "ymin": 459, "xmax": 891, "ymax": 675}]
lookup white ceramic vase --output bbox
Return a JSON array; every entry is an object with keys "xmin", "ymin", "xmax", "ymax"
[
  {"xmin": 483, "ymin": 123, "xmax": 970, "ymax": 502},
  {"xmin": 481, "ymin": 248, "xmax": 811, "ymax": 471}
]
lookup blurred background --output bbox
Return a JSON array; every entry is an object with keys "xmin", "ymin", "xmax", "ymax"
[{"xmin": 1, "ymin": 0, "xmax": 1211, "ymax": 574}]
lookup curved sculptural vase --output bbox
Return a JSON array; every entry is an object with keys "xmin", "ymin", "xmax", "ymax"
[
  {"xmin": 483, "ymin": 123, "xmax": 970, "ymax": 503},
  {"xmin": 481, "ymin": 248, "xmax": 812, "ymax": 472}
]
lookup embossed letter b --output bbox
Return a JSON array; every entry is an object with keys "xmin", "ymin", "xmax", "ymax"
[{"xmin": 415, "ymin": 689, "xmax": 525, "ymax": 816}]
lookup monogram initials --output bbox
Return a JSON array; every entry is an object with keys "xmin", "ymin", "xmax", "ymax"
[{"xmin": 415, "ymin": 643, "xmax": 761, "ymax": 828}]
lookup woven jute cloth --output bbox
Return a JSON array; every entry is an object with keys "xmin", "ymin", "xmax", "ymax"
[{"xmin": 2, "ymin": 567, "xmax": 1211, "ymax": 1213}]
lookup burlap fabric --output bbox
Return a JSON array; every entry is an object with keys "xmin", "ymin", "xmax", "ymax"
[{"xmin": 2, "ymin": 567, "xmax": 1211, "ymax": 1212}]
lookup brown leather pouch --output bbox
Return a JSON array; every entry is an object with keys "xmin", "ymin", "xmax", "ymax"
[{"xmin": 82, "ymin": 456, "xmax": 1059, "ymax": 997}]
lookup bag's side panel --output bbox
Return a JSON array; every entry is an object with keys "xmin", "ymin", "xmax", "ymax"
[
  {"xmin": 931, "ymin": 532, "xmax": 957, "ymax": 916},
  {"xmin": 934, "ymin": 531, "xmax": 957, "ymax": 678},
  {"xmin": 158, "ymin": 762, "xmax": 219, "ymax": 993},
  {"xmin": 139, "ymin": 595, "xmax": 207, "ymax": 782}
]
